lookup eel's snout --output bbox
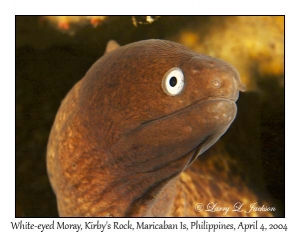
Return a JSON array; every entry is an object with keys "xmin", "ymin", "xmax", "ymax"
[
  {"xmin": 210, "ymin": 66, "xmax": 245, "ymax": 101},
  {"xmin": 189, "ymin": 56, "xmax": 246, "ymax": 102}
]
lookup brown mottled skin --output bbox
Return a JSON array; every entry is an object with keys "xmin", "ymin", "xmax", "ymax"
[{"xmin": 47, "ymin": 39, "xmax": 271, "ymax": 217}]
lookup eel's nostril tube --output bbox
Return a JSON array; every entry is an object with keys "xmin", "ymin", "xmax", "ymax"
[
  {"xmin": 238, "ymin": 82, "xmax": 246, "ymax": 92},
  {"xmin": 211, "ymin": 80, "xmax": 221, "ymax": 88}
]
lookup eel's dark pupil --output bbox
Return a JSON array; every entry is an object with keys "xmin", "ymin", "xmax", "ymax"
[{"xmin": 169, "ymin": 76, "xmax": 177, "ymax": 87}]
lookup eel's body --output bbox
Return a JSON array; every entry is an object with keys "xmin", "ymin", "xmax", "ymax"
[{"xmin": 47, "ymin": 39, "xmax": 272, "ymax": 217}]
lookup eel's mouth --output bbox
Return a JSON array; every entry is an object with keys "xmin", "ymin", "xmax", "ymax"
[
  {"xmin": 178, "ymin": 95, "xmax": 238, "ymax": 111},
  {"xmin": 175, "ymin": 97, "xmax": 238, "ymax": 169},
  {"xmin": 138, "ymin": 96, "xmax": 236, "ymax": 131},
  {"xmin": 116, "ymin": 96, "xmax": 238, "ymax": 177}
]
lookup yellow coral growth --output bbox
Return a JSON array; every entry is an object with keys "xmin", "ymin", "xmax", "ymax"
[
  {"xmin": 174, "ymin": 16, "xmax": 284, "ymax": 90},
  {"xmin": 42, "ymin": 16, "xmax": 107, "ymax": 31}
]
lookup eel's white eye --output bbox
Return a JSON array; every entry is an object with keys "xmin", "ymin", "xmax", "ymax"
[{"xmin": 161, "ymin": 67, "xmax": 185, "ymax": 96}]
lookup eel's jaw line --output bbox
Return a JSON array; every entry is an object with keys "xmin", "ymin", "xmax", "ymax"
[
  {"xmin": 136, "ymin": 97, "xmax": 236, "ymax": 133},
  {"xmin": 185, "ymin": 136, "xmax": 210, "ymax": 168}
]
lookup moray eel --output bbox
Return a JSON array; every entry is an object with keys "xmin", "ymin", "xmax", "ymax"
[{"xmin": 47, "ymin": 39, "xmax": 247, "ymax": 217}]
